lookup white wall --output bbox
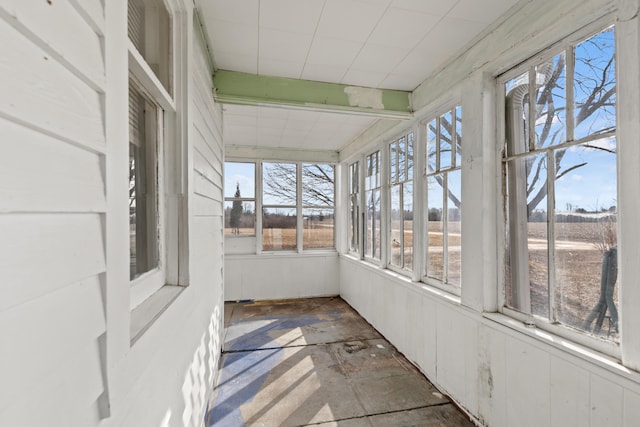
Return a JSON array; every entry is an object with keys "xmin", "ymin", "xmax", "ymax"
[
  {"xmin": 0, "ymin": 2, "xmax": 224, "ymax": 426},
  {"xmin": 225, "ymin": 253, "xmax": 339, "ymax": 301},
  {"xmin": 339, "ymin": 0, "xmax": 640, "ymax": 426}
]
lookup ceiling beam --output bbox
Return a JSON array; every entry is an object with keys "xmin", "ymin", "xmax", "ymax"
[{"xmin": 212, "ymin": 70, "xmax": 413, "ymax": 119}]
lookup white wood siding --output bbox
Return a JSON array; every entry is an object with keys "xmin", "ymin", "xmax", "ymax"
[
  {"xmin": 0, "ymin": 1, "xmax": 108, "ymax": 425},
  {"xmin": 0, "ymin": 2, "xmax": 225, "ymax": 426}
]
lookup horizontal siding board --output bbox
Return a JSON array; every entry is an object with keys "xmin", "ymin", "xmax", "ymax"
[
  {"xmin": 194, "ymin": 172, "xmax": 223, "ymax": 202},
  {"xmin": 193, "ymin": 146, "xmax": 222, "ymax": 188},
  {"xmin": 0, "ymin": 117, "xmax": 105, "ymax": 213},
  {"xmin": 193, "ymin": 108, "xmax": 223, "ymax": 164},
  {"xmin": 0, "ymin": 275, "xmax": 105, "ymax": 412},
  {"xmin": 193, "ymin": 194, "xmax": 223, "ymax": 217},
  {"xmin": 0, "ymin": 213, "xmax": 106, "ymax": 311},
  {"xmin": 193, "ymin": 88, "xmax": 223, "ymax": 148},
  {"xmin": 0, "ymin": 1, "xmax": 105, "ymax": 89},
  {"xmin": 68, "ymin": 0, "xmax": 105, "ymax": 35},
  {"xmin": 0, "ymin": 19, "xmax": 105, "ymax": 152}
]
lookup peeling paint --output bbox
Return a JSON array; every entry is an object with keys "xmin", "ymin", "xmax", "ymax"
[{"xmin": 344, "ymin": 86, "xmax": 384, "ymax": 110}]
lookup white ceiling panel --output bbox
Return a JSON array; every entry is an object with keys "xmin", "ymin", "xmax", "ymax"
[
  {"xmin": 390, "ymin": 0, "xmax": 455, "ymax": 15},
  {"xmin": 259, "ymin": 28, "xmax": 313, "ymax": 63},
  {"xmin": 197, "ymin": 0, "xmax": 522, "ymax": 151},
  {"xmin": 315, "ymin": 0, "xmax": 388, "ymax": 42},
  {"xmin": 300, "ymin": 63, "xmax": 348, "ymax": 83},
  {"xmin": 351, "ymin": 43, "xmax": 410, "ymax": 73},
  {"xmin": 367, "ymin": 7, "xmax": 440, "ymax": 48},
  {"xmin": 208, "ymin": 21, "xmax": 258, "ymax": 56},
  {"xmin": 259, "ymin": 0, "xmax": 325, "ymax": 34},
  {"xmin": 258, "ymin": 59, "xmax": 305, "ymax": 79},
  {"xmin": 306, "ymin": 37, "xmax": 364, "ymax": 68},
  {"xmin": 448, "ymin": 0, "xmax": 518, "ymax": 23}
]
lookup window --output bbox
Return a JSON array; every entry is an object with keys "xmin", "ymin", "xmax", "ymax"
[
  {"xmin": 365, "ymin": 151, "xmax": 381, "ymax": 260},
  {"xmin": 129, "ymin": 85, "xmax": 160, "ymax": 279},
  {"xmin": 224, "ymin": 162, "xmax": 256, "ymax": 236},
  {"xmin": 127, "ymin": 0, "xmax": 181, "ymax": 312},
  {"xmin": 128, "ymin": 0, "xmax": 172, "ymax": 94},
  {"xmin": 262, "ymin": 162, "xmax": 297, "ymax": 251},
  {"xmin": 425, "ymin": 107, "xmax": 462, "ymax": 288},
  {"xmin": 261, "ymin": 162, "xmax": 335, "ymax": 251},
  {"xmin": 503, "ymin": 26, "xmax": 617, "ymax": 342},
  {"xmin": 348, "ymin": 161, "xmax": 360, "ymax": 254},
  {"xmin": 302, "ymin": 164, "xmax": 335, "ymax": 249},
  {"xmin": 389, "ymin": 133, "xmax": 414, "ymax": 271}
]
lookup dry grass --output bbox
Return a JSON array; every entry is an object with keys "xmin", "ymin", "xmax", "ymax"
[
  {"xmin": 512, "ymin": 222, "xmax": 619, "ymax": 340},
  {"xmin": 261, "ymin": 227, "xmax": 335, "ymax": 250}
]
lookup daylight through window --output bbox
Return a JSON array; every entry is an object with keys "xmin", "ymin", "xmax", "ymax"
[
  {"xmin": 425, "ymin": 107, "xmax": 462, "ymax": 288},
  {"xmin": 503, "ymin": 26, "xmax": 618, "ymax": 342}
]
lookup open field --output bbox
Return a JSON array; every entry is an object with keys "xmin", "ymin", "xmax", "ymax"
[{"xmin": 510, "ymin": 221, "xmax": 618, "ymax": 340}]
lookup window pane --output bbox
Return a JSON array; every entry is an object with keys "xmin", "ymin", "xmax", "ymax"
[
  {"xmin": 262, "ymin": 207, "xmax": 297, "ymax": 251},
  {"xmin": 427, "ymin": 175, "xmax": 444, "ymax": 281},
  {"xmin": 390, "ymin": 142, "xmax": 398, "ymax": 183},
  {"xmin": 574, "ymin": 27, "xmax": 616, "ymax": 140},
  {"xmin": 263, "ymin": 163, "xmax": 297, "ymax": 205},
  {"xmin": 505, "ymin": 71, "xmax": 530, "ymax": 156},
  {"xmin": 447, "ymin": 171, "xmax": 461, "ymax": 287},
  {"xmin": 455, "ymin": 107, "xmax": 462, "ymax": 167},
  {"xmin": 349, "ymin": 193, "xmax": 359, "ymax": 253},
  {"xmin": 365, "ymin": 189, "xmax": 381, "ymax": 259},
  {"xmin": 403, "ymin": 182, "xmax": 414, "ymax": 271},
  {"xmin": 554, "ymin": 140, "xmax": 618, "ymax": 339},
  {"xmin": 535, "ymin": 53, "xmax": 566, "ymax": 149},
  {"xmin": 390, "ymin": 184, "xmax": 402, "ymax": 267},
  {"xmin": 128, "ymin": 0, "xmax": 172, "ymax": 94},
  {"xmin": 225, "ymin": 162, "xmax": 255, "ymax": 198},
  {"xmin": 302, "ymin": 164, "xmax": 334, "ymax": 207},
  {"xmin": 427, "ymin": 120, "xmax": 437, "ymax": 172},
  {"xmin": 349, "ymin": 162, "xmax": 359, "ymax": 253},
  {"xmin": 303, "ymin": 208, "xmax": 334, "ymax": 249},
  {"xmin": 225, "ymin": 201, "xmax": 255, "ymax": 236},
  {"xmin": 440, "ymin": 112, "xmax": 452, "ymax": 169},
  {"xmin": 407, "ymin": 133, "xmax": 414, "ymax": 180},
  {"xmin": 129, "ymin": 91, "xmax": 158, "ymax": 280},
  {"xmin": 398, "ymin": 137, "xmax": 407, "ymax": 182}
]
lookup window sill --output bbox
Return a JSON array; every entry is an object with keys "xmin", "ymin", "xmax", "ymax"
[
  {"xmin": 227, "ymin": 250, "xmax": 338, "ymax": 260},
  {"xmin": 130, "ymin": 284, "xmax": 185, "ymax": 345}
]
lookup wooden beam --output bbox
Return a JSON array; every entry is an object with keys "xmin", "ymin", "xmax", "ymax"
[{"xmin": 212, "ymin": 70, "xmax": 413, "ymax": 119}]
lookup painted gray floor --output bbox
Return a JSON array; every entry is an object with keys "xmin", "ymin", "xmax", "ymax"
[{"xmin": 206, "ymin": 297, "xmax": 474, "ymax": 427}]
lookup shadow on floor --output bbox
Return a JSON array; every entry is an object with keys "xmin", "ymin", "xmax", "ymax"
[{"xmin": 205, "ymin": 297, "xmax": 474, "ymax": 427}]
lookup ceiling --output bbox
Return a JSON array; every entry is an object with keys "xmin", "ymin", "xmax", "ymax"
[{"xmin": 196, "ymin": 0, "xmax": 521, "ymax": 152}]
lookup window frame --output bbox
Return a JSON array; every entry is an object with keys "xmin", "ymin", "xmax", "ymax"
[
  {"xmin": 224, "ymin": 161, "xmax": 257, "ymax": 238},
  {"xmin": 387, "ymin": 132, "xmax": 414, "ymax": 275},
  {"xmin": 497, "ymin": 21, "xmax": 620, "ymax": 357},
  {"xmin": 364, "ymin": 150, "xmax": 382, "ymax": 263},
  {"xmin": 127, "ymin": 0, "xmax": 186, "ymax": 315},
  {"xmin": 259, "ymin": 160, "xmax": 336, "ymax": 253},
  {"xmin": 422, "ymin": 105, "xmax": 463, "ymax": 295},
  {"xmin": 348, "ymin": 160, "xmax": 361, "ymax": 256}
]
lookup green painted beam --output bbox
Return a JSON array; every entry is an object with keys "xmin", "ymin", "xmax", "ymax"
[{"xmin": 212, "ymin": 70, "xmax": 412, "ymax": 119}]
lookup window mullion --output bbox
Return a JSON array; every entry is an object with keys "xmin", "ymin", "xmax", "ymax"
[
  {"xmin": 528, "ymin": 66, "xmax": 536, "ymax": 152},
  {"xmin": 566, "ymin": 46, "xmax": 576, "ymax": 142},
  {"xmin": 297, "ymin": 163, "xmax": 303, "ymax": 253},
  {"xmin": 256, "ymin": 161, "xmax": 263, "ymax": 255},
  {"xmin": 443, "ymin": 173, "xmax": 449, "ymax": 283},
  {"xmin": 451, "ymin": 108, "xmax": 457, "ymax": 167},
  {"xmin": 547, "ymin": 150, "xmax": 557, "ymax": 322}
]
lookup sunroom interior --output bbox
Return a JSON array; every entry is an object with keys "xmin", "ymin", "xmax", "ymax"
[
  {"xmin": 208, "ymin": 0, "xmax": 639, "ymax": 425},
  {"xmin": 3, "ymin": 0, "xmax": 640, "ymax": 426}
]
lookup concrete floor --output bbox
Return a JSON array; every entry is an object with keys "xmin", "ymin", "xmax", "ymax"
[{"xmin": 205, "ymin": 297, "xmax": 474, "ymax": 427}]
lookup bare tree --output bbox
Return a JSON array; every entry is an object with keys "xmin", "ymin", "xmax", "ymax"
[{"xmin": 263, "ymin": 163, "xmax": 334, "ymax": 206}]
